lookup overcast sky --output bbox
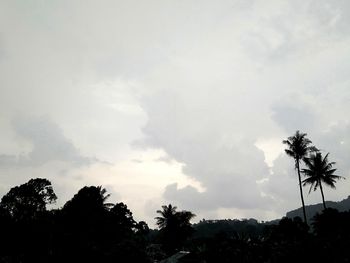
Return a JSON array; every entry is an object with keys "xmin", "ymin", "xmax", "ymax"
[{"xmin": 1, "ymin": 0, "xmax": 350, "ymax": 225}]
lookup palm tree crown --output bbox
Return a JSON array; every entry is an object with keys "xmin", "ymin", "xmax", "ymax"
[
  {"xmin": 283, "ymin": 131, "xmax": 317, "ymax": 164},
  {"xmin": 155, "ymin": 204, "xmax": 195, "ymax": 254},
  {"xmin": 155, "ymin": 204, "xmax": 178, "ymax": 229},
  {"xmin": 302, "ymin": 152, "xmax": 344, "ymax": 209}
]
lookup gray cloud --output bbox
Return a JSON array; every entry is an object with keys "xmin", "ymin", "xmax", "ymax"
[
  {"xmin": 0, "ymin": 115, "xmax": 93, "ymax": 167},
  {"xmin": 312, "ymin": 122, "xmax": 350, "ymax": 180},
  {"xmin": 271, "ymin": 96, "xmax": 317, "ymax": 134},
  {"xmin": 137, "ymin": 87, "xmax": 273, "ymax": 215}
]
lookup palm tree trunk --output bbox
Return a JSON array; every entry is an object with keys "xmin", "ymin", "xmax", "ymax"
[
  {"xmin": 319, "ymin": 180, "xmax": 326, "ymax": 210},
  {"xmin": 296, "ymin": 160, "xmax": 307, "ymax": 224}
]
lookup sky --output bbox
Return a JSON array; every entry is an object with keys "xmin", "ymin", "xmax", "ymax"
[{"xmin": 0, "ymin": 0, "xmax": 350, "ymax": 226}]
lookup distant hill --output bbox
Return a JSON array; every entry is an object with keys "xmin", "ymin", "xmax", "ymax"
[
  {"xmin": 286, "ymin": 196, "xmax": 350, "ymax": 222},
  {"xmin": 174, "ymin": 196, "xmax": 350, "ymax": 239},
  {"xmin": 192, "ymin": 218, "xmax": 271, "ymax": 239}
]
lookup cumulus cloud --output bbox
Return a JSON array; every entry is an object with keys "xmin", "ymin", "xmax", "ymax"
[
  {"xmin": 137, "ymin": 75, "xmax": 274, "ymax": 216},
  {"xmin": 271, "ymin": 98, "xmax": 317, "ymax": 134},
  {"xmin": 0, "ymin": 115, "xmax": 93, "ymax": 167}
]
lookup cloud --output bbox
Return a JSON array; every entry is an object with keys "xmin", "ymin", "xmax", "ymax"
[
  {"xmin": 271, "ymin": 95, "xmax": 317, "ymax": 134},
  {"xmin": 0, "ymin": 115, "xmax": 93, "ymax": 167},
  {"xmin": 136, "ymin": 86, "xmax": 273, "ymax": 215},
  {"xmin": 312, "ymin": 122, "xmax": 350, "ymax": 185}
]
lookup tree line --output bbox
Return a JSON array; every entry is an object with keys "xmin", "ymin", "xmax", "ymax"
[
  {"xmin": 0, "ymin": 177, "xmax": 349, "ymax": 262},
  {"xmin": 0, "ymin": 178, "xmax": 196, "ymax": 262}
]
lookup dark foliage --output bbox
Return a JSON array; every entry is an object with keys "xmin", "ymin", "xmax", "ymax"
[
  {"xmin": 311, "ymin": 208, "xmax": 350, "ymax": 262},
  {"xmin": 0, "ymin": 179, "xmax": 349, "ymax": 263},
  {"xmin": 155, "ymin": 204, "xmax": 196, "ymax": 255},
  {"xmin": 193, "ymin": 218, "xmax": 265, "ymax": 239},
  {"xmin": 0, "ymin": 178, "xmax": 57, "ymax": 220},
  {"xmin": 0, "ymin": 180, "xmax": 150, "ymax": 263}
]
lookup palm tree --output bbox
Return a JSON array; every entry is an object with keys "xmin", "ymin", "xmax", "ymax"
[
  {"xmin": 283, "ymin": 130, "xmax": 317, "ymax": 224},
  {"xmin": 302, "ymin": 152, "xmax": 344, "ymax": 210},
  {"xmin": 155, "ymin": 204, "xmax": 178, "ymax": 229},
  {"xmin": 155, "ymin": 204, "xmax": 195, "ymax": 254}
]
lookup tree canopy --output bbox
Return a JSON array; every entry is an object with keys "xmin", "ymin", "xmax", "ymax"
[{"xmin": 0, "ymin": 178, "xmax": 57, "ymax": 220}]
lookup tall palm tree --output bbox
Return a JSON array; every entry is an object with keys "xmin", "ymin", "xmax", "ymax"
[
  {"xmin": 283, "ymin": 130, "xmax": 317, "ymax": 224},
  {"xmin": 302, "ymin": 152, "xmax": 344, "ymax": 210}
]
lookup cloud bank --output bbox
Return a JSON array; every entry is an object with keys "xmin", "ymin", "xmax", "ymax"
[{"xmin": 0, "ymin": 0, "xmax": 349, "ymax": 222}]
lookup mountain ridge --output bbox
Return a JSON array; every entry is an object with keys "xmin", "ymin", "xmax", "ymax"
[{"xmin": 286, "ymin": 195, "xmax": 350, "ymax": 222}]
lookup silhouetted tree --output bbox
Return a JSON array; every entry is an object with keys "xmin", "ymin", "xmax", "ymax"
[
  {"xmin": 105, "ymin": 203, "xmax": 150, "ymax": 263},
  {"xmin": 302, "ymin": 152, "xmax": 344, "ymax": 209},
  {"xmin": 263, "ymin": 217, "xmax": 314, "ymax": 263},
  {"xmin": 59, "ymin": 186, "xmax": 113, "ymax": 262},
  {"xmin": 0, "ymin": 178, "xmax": 57, "ymax": 220},
  {"xmin": 57, "ymin": 186, "xmax": 152, "ymax": 262},
  {"xmin": 283, "ymin": 130, "xmax": 316, "ymax": 224},
  {"xmin": 63, "ymin": 185, "xmax": 111, "ymax": 214},
  {"xmin": 136, "ymin": 221, "xmax": 150, "ymax": 235},
  {"xmin": 155, "ymin": 204, "xmax": 195, "ymax": 254},
  {"xmin": 155, "ymin": 204, "xmax": 178, "ymax": 229},
  {"xmin": 109, "ymin": 202, "xmax": 136, "ymax": 237},
  {"xmin": 0, "ymin": 179, "xmax": 57, "ymax": 262}
]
